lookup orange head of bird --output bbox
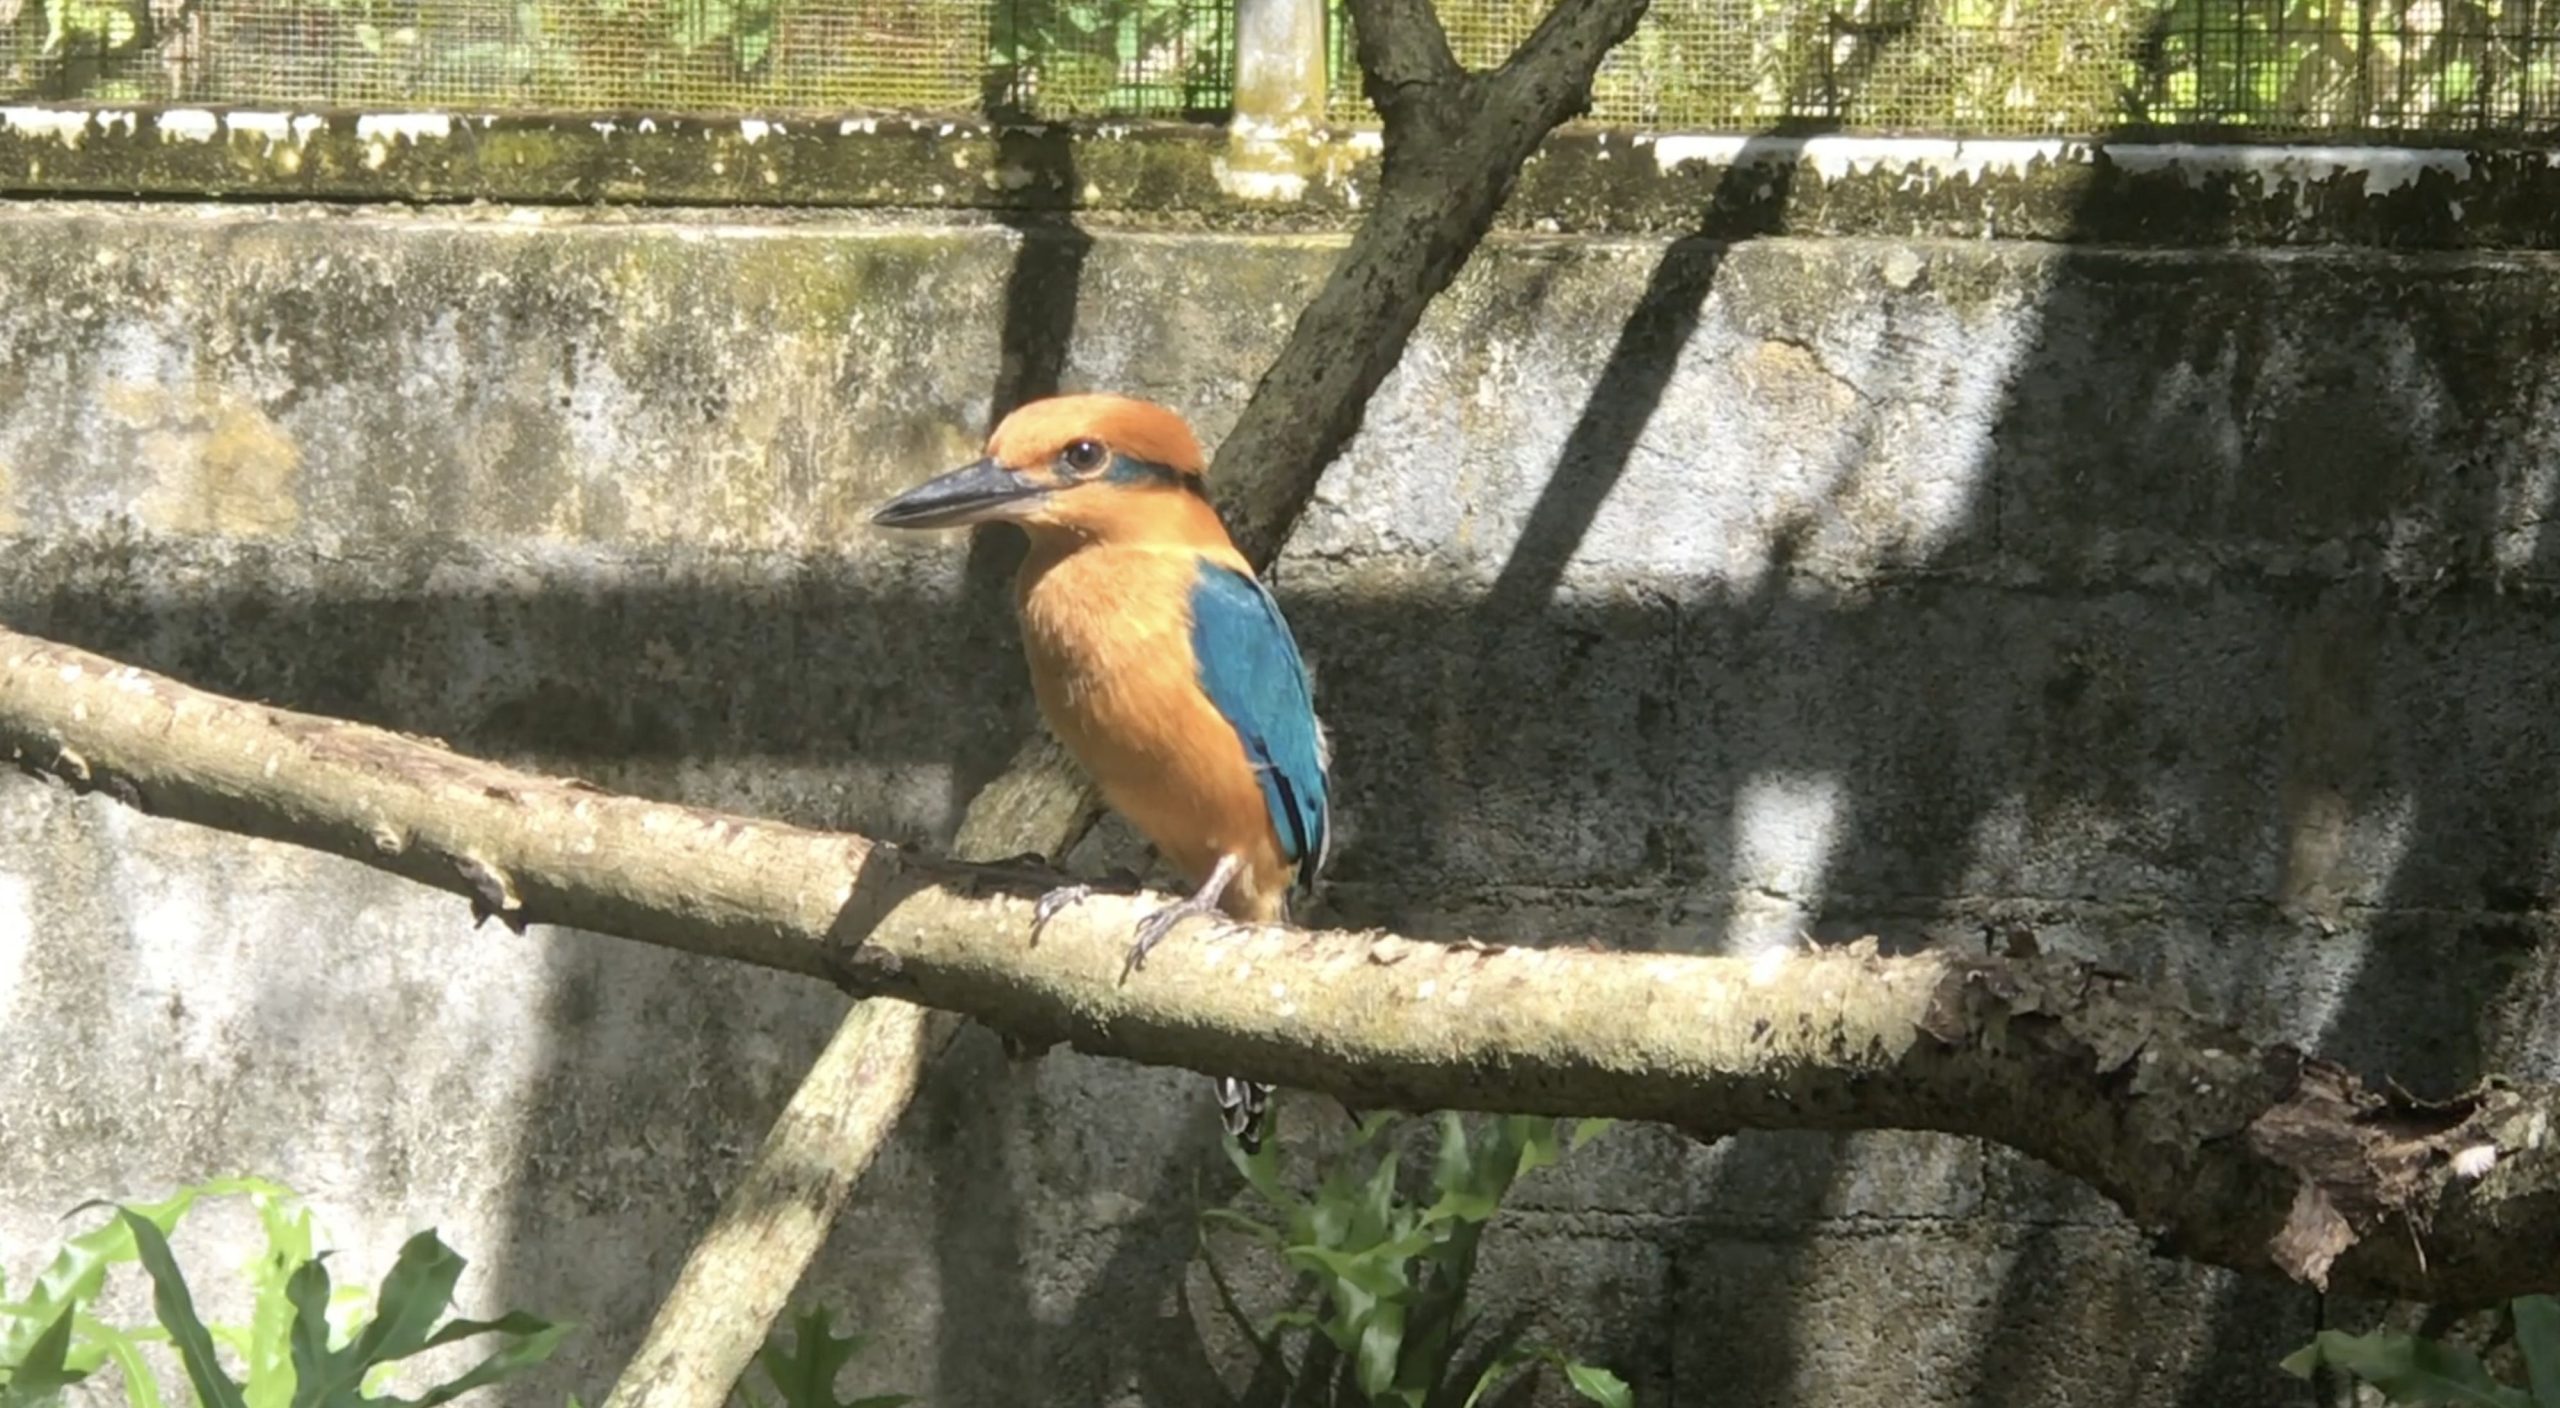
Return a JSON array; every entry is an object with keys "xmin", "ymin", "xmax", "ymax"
[{"xmin": 871, "ymin": 393, "xmax": 1210, "ymax": 539}]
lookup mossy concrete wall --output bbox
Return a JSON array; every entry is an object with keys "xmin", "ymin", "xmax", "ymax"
[{"xmin": 4, "ymin": 196, "xmax": 2560, "ymax": 1407}]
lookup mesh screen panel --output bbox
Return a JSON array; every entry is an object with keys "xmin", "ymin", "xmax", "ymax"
[
  {"xmin": 4, "ymin": 0, "xmax": 2558, "ymax": 134},
  {"xmin": 1324, "ymin": 0, "xmax": 2560, "ymax": 134},
  {"xmin": 2, "ymin": 0, "xmax": 1230, "ymax": 115}
]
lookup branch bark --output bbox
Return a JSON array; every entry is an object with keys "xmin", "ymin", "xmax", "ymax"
[
  {"xmin": 599, "ymin": 1001, "xmax": 938, "ymax": 1408},
  {"xmin": 6, "ymin": 622, "xmax": 2556, "ymax": 1308},
  {"xmin": 1214, "ymin": 0, "xmax": 1656, "ymax": 567}
]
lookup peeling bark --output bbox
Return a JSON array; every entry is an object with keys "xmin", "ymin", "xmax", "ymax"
[{"xmin": 5, "ymin": 623, "xmax": 2556, "ymax": 1307}]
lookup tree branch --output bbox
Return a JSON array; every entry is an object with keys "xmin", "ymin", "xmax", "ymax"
[
  {"xmin": 1212, "ymin": 0, "xmax": 1654, "ymax": 566},
  {"xmin": 6, "ymin": 622, "xmax": 2555, "ymax": 1308},
  {"xmin": 1344, "ymin": 0, "xmax": 1458, "ymax": 101},
  {"xmin": 600, "ymin": 1001, "xmax": 942, "ymax": 1408}
]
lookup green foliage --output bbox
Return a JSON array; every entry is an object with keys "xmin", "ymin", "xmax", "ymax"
[
  {"xmin": 1200, "ymin": 1112, "xmax": 1628, "ymax": 1408},
  {"xmin": 730, "ymin": 1306, "xmax": 910, "ymax": 1408},
  {"xmin": 658, "ymin": 0, "xmax": 781, "ymax": 76},
  {"xmin": 0, "ymin": 1180, "xmax": 570, "ymax": 1408},
  {"xmin": 2283, "ymin": 1295, "xmax": 2560, "ymax": 1407},
  {"xmin": 987, "ymin": 0, "xmax": 1230, "ymax": 115},
  {"xmin": 37, "ymin": 0, "xmax": 142, "ymax": 54}
]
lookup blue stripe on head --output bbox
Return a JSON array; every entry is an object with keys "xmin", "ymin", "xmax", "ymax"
[
  {"xmin": 1185, "ymin": 559, "xmax": 1329, "ymax": 890},
  {"xmin": 1106, "ymin": 453, "xmax": 1208, "ymax": 497}
]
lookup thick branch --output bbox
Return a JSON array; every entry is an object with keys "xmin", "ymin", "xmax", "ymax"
[
  {"xmin": 1345, "ymin": 0, "xmax": 1458, "ymax": 99},
  {"xmin": 5, "ymin": 624, "xmax": 2555, "ymax": 1307}
]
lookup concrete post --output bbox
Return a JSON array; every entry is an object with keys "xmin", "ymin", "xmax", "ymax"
[{"xmin": 1222, "ymin": 0, "xmax": 1331, "ymax": 200}]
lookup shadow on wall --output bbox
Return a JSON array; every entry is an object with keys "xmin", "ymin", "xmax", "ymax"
[{"xmin": 12, "ymin": 86, "xmax": 2560, "ymax": 1408}]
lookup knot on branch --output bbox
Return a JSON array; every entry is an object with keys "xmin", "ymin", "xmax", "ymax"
[
  {"xmin": 2247, "ymin": 1061, "xmax": 2492, "ymax": 1288},
  {"xmin": 449, "ymin": 851, "xmax": 529, "ymax": 933}
]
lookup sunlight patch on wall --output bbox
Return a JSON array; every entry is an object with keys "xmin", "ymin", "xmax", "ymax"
[
  {"xmin": 1358, "ymin": 241, "xmax": 2041, "ymax": 593},
  {"xmin": 1720, "ymin": 771, "xmax": 1847, "ymax": 956},
  {"xmin": 0, "ymin": 873, "xmax": 29, "ymax": 1030}
]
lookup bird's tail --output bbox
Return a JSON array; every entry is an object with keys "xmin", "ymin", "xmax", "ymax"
[{"xmin": 1213, "ymin": 1075, "xmax": 1274, "ymax": 1152}]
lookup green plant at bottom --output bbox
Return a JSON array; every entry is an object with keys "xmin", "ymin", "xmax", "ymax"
[
  {"xmin": 0, "ymin": 1178, "xmax": 569, "ymax": 1408},
  {"xmin": 2285, "ymin": 1294, "xmax": 2560, "ymax": 1406},
  {"xmin": 1199, "ymin": 1112, "xmax": 1631, "ymax": 1408},
  {"xmin": 730, "ymin": 1305, "xmax": 911, "ymax": 1408}
]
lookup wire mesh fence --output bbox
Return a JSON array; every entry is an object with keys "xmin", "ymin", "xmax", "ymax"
[
  {"xmin": 1, "ymin": 0, "xmax": 1233, "ymax": 115},
  {"xmin": 5, "ymin": 0, "xmax": 2558, "ymax": 136},
  {"xmin": 1325, "ymin": 0, "xmax": 2560, "ymax": 133}
]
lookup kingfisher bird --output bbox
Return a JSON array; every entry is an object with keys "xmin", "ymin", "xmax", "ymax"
[{"xmin": 871, "ymin": 393, "xmax": 1330, "ymax": 1149}]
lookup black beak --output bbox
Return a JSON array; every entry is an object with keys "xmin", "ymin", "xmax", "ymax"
[{"xmin": 871, "ymin": 458, "xmax": 1050, "ymax": 529}]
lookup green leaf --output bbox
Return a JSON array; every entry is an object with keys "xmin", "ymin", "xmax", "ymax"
[
  {"xmin": 1460, "ymin": 1342, "xmax": 1541, "ymax": 1408},
  {"xmin": 1507, "ymin": 1117, "xmax": 1562, "ymax": 1184},
  {"xmin": 283, "ymin": 1256, "xmax": 340, "ymax": 1408},
  {"xmin": 1285, "ymin": 1242, "xmax": 1419, "ymax": 1302},
  {"xmin": 394, "ymin": 1317, "xmax": 573, "ymax": 1408},
  {"xmin": 737, "ymin": 1306, "xmax": 906, "ymax": 1408},
  {"xmin": 1422, "ymin": 1188, "xmax": 1500, "ymax": 1226},
  {"xmin": 1352, "ymin": 1153, "xmax": 1402, "ymax": 1246},
  {"xmin": 1431, "ymin": 1113, "xmax": 1475, "ymax": 1197},
  {"xmin": 114, "ymin": 1210, "xmax": 249, "ymax": 1408},
  {"xmin": 1568, "ymin": 1120, "xmax": 1616, "ymax": 1153},
  {"xmin": 760, "ymin": 1307, "xmax": 860, "ymax": 1408},
  {"xmin": 2513, "ymin": 1298, "xmax": 2560, "ymax": 1408},
  {"xmin": 1352, "ymin": 1299, "xmax": 1404, "ymax": 1400},
  {"xmin": 1265, "ymin": 1310, "xmax": 1323, "ymax": 1335},
  {"xmin": 0, "ymin": 1308, "xmax": 90, "ymax": 1408},
  {"xmin": 243, "ymin": 1195, "xmax": 319, "ymax": 1408},
  {"xmin": 3, "ymin": 1198, "xmax": 175, "ymax": 1369},
  {"xmin": 347, "ymin": 1232, "xmax": 467, "ymax": 1369},
  {"xmin": 280, "ymin": 1234, "xmax": 564, "ymax": 1408},
  {"xmin": 1224, "ymin": 1131, "xmax": 1298, "ymax": 1216},
  {"xmin": 75, "ymin": 1316, "xmax": 168, "ymax": 1408},
  {"xmin": 2282, "ymin": 1329, "xmax": 2529, "ymax": 1407},
  {"xmin": 1562, "ymin": 1361, "xmax": 1634, "ymax": 1408}
]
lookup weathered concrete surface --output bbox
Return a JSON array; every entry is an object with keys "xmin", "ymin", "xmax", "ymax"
[
  {"xmin": 11, "ymin": 108, "xmax": 2560, "ymax": 248},
  {"xmin": 4, "ymin": 202, "xmax": 2560, "ymax": 1406}
]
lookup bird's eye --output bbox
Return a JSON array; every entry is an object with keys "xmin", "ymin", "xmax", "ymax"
[{"xmin": 1061, "ymin": 439, "xmax": 1107, "ymax": 475}]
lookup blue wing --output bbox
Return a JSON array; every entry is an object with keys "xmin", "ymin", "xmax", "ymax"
[{"xmin": 1187, "ymin": 560, "xmax": 1330, "ymax": 889}]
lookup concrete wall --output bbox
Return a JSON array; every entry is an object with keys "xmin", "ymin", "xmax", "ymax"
[{"xmin": 4, "ymin": 195, "xmax": 2559, "ymax": 1407}]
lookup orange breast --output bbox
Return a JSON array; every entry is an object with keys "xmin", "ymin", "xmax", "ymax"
[{"xmin": 1015, "ymin": 542, "xmax": 1294, "ymax": 922}]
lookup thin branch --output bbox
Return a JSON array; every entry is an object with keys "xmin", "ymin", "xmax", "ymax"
[
  {"xmin": 5, "ymin": 623, "xmax": 2555, "ymax": 1308},
  {"xmin": 601, "ymin": 1001, "xmax": 948, "ymax": 1408},
  {"xmin": 1211, "ymin": 0, "xmax": 1655, "ymax": 567},
  {"xmin": 1491, "ymin": 0, "xmax": 1657, "ymax": 145}
]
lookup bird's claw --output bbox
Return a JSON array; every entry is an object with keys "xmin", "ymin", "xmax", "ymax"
[
  {"xmin": 1122, "ymin": 897, "xmax": 1216, "ymax": 979},
  {"xmin": 1031, "ymin": 883, "xmax": 1094, "ymax": 943}
]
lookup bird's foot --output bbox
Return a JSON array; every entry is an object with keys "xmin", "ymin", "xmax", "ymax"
[
  {"xmin": 1122, "ymin": 892, "xmax": 1222, "ymax": 979},
  {"xmin": 1031, "ymin": 883, "xmax": 1095, "ymax": 943},
  {"xmin": 1215, "ymin": 1076, "xmax": 1273, "ymax": 1153}
]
